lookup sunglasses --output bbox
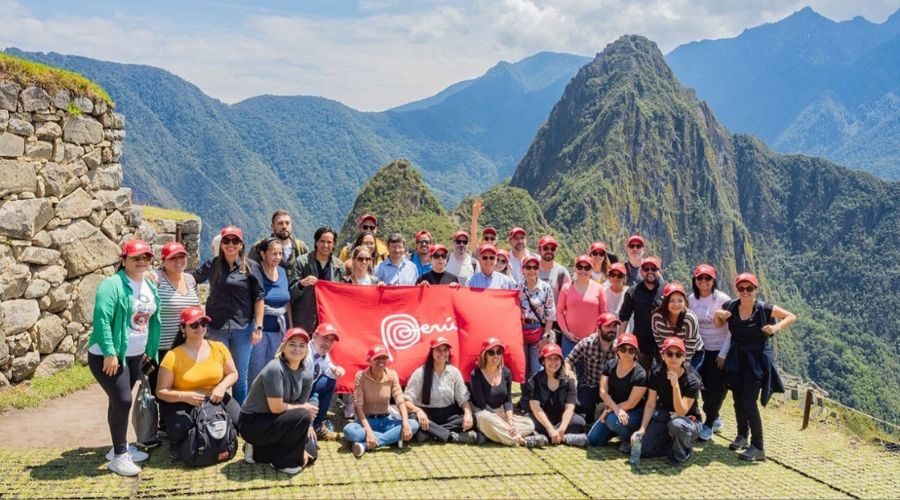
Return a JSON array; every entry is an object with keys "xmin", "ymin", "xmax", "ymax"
[
  {"xmin": 454, "ymin": 239, "xmax": 469, "ymax": 245},
  {"xmin": 641, "ymin": 267, "xmax": 659, "ymax": 273},
  {"xmin": 695, "ymin": 275, "xmax": 714, "ymax": 282},
  {"xmin": 628, "ymin": 244, "xmax": 644, "ymax": 249},
  {"xmin": 188, "ymin": 320, "xmax": 209, "ymax": 329},
  {"xmin": 481, "ymin": 255, "xmax": 496, "ymax": 261},
  {"xmin": 483, "ymin": 236, "xmax": 496, "ymax": 241},
  {"xmin": 664, "ymin": 350, "xmax": 685, "ymax": 359},
  {"xmin": 541, "ymin": 246, "xmax": 557, "ymax": 252},
  {"xmin": 128, "ymin": 254, "xmax": 152, "ymax": 262},
  {"xmin": 361, "ymin": 224, "xmax": 376, "ymax": 231},
  {"xmin": 486, "ymin": 348, "xmax": 503, "ymax": 356},
  {"xmin": 590, "ymin": 251, "xmax": 606, "ymax": 257},
  {"xmin": 355, "ymin": 256, "xmax": 372, "ymax": 262},
  {"xmin": 617, "ymin": 346, "xmax": 637, "ymax": 354},
  {"xmin": 417, "ymin": 240, "xmax": 431, "ymax": 245},
  {"xmin": 575, "ymin": 264, "xmax": 592, "ymax": 271},
  {"xmin": 222, "ymin": 237, "xmax": 242, "ymax": 246},
  {"xmin": 523, "ymin": 265, "xmax": 539, "ymax": 271},
  {"xmin": 608, "ymin": 272, "xmax": 625, "ymax": 279},
  {"xmin": 737, "ymin": 286, "xmax": 757, "ymax": 293},
  {"xmin": 497, "ymin": 259, "xmax": 508, "ymax": 265},
  {"xmin": 432, "ymin": 253, "xmax": 448, "ymax": 260}
]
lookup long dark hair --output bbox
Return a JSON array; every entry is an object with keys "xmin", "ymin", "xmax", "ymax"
[
  {"xmin": 353, "ymin": 230, "xmax": 376, "ymax": 249},
  {"xmin": 313, "ymin": 227, "xmax": 337, "ymax": 257},
  {"xmin": 655, "ymin": 293, "xmax": 687, "ymax": 334},
  {"xmin": 210, "ymin": 238, "xmax": 249, "ymax": 283},
  {"xmin": 691, "ymin": 266, "xmax": 719, "ymax": 298},
  {"xmin": 542, "ymin": 356, "xmax": 566, "ymax": 380},
  {"xmin": 420, "ymin": 348, "xmax": 452, "ymax": 406},
  {"xmin": 171, "ymin": 323, "xmax": 189, "ymax": 349}
]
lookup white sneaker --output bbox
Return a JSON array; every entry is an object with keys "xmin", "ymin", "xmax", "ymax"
[
  {"xmin": 276, "ymin": 465, "xmax": 302, "ymax": 475},
  {"xmin": 108, "ymin": 453, "xmax": 142, "ymax": 477},
  {"xmin": 243, "ymin": 443, "xmax": 255, "ymax": 464},
  {"xmin": 712, "ymin": 417, "xmax": 724, "ymax": 433},
  {"xmin": 351, "ymin": 442, "xmax": 366, "ymax": 458},
  {"xmin": 105, "ymin": 444, "xmax": 149, "ymax": 463}
]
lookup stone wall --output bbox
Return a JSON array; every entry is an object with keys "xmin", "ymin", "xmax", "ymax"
[
  {"xmin": 0, "ymin": 83, "xmax": 138, "ymax": 386},
  {"xmin": 138, "ymin": 210, "xmax": 202, "ymax": 270}
]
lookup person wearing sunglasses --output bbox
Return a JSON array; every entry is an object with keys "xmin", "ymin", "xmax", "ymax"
[
  {"xmin": 156, "ymin": 307, "xmax": 240, "ymax": 464},
  {"xmin": 588, "ymin": 333, "xmax": 647, "ymax": 448},
  {"xmin": 248, "ymin": 210, "xmax": 310, "ymax": 285},
  {"xmin": 248, "ymin": 238, "xmax": 293, "ymax": 386},
  {"xmin": 651, "ymin": 282, "xmax": 703, "ymax": 368},
  {"xmin": 618, "ymin": 256, "xmax": 666, "ymax": 369},
  {"xmin": 239, "ymin": 327, "xmax": 318, "ymax": 475},
  {"xmin": 445, "ymin": 230, "xmax": 479, "ymax": 285},
  {"xmin": 343, "ymin": 345, "xmax": 419, "ymax": 458},
  {"xmin": 588, "ymin": 241, "xmax": 612, "ymax": 285},
  {"xmin": 714, "ymin": 273, "xmax": 796, "ymax": 462},
  {"xmin": 87, "ymin": 239, "xmax": 162, "ymax": 476},
  {"xmin": 507, "ymin": 227, "xmax": 537, "ymax": 283},
  {"xmin": 192, "ymin": 225, "xmax": 265, "ymax": 405},
  {"xmin": 623, "ymin": 235, "xmax": 646, "ymax": 286},
  {"xmin": 524, "ymin": 344, "xmax": 588, "ymax": 447},
  {"xmin": 470, "ymin": 338, "xmax": 535, "ymax": 446},
  {"xmin": 688, "ymin": 264, "xmax": 732, "ymax": 441},
  {"xmin": 417, "ymin": 244, "xmax": 460, "ymax": 286},
  {"xmin": 557, "ymin": 256, "xmax": 606, "ymax": 359},
  {"xmin": 338, "ymin": 213, "xmax": 388, "ymax": 263},
  {"xmin": 403, "ymin": 337, "xmax": 478, "ymax": 444},
  {"xmin": 605, "ymin": 262, "xmax": 629, "ymax": 315},
  {"xmin": 518, "ymin": 255, "xmax": 556, "ymax": 380},
  {"xmin": 465, "ymin": 244, "xmax": 517, "ymax": 289},
  {"xmin": 495, "ymin": 249, "xmax": 513, "ymax": 278},
  {"xmin": 565, "ymin": 312, "xmax": 621, "ymax": 424},
  {"xmin": 472, "ymin": 226, "xmax": 499, "ymax": 262},
  {"xmin": 293, "ymin": 226, "xmax": 347, "ymax": 333},
  {"xmin": 409, "ymin": 229, "xmax": 433, "ymax": 277},
  {"xmin": 343, "ymin": 245, "xmax": 380, "ymax": 285},
  {"xmin": 537, "ymin": 235, "xmax": 571, "ymax": 303},
  {"xmin": 633, "ymin": 336, "xmax": 704, "ymax": 466}
]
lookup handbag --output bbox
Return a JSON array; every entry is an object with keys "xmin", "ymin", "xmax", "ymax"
[{"xmin": 131, "ymin": 373, "xmax": 160, "ymax": 447}]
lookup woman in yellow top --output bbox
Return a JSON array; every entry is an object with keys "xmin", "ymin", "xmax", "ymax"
[{"xmin": 156, "ymin": 306, "xmax": 240, "ymax": 459}]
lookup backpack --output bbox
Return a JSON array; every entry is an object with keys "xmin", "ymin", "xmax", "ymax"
[{"xmin": 179, "ymin": 400, "xmax": 237, "ymax": 467}]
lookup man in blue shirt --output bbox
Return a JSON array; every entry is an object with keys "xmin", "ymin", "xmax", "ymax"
[
  {"xmin": 466, "ymin": 244, "xmax": 518, "ymax": 290},
  {"xmin": 375, "ymin": 233, "xmax": 419, "ymax": 286},
  {"xmin": 409, "ymin": 229, "xmax": 433, "ymax": 277}
]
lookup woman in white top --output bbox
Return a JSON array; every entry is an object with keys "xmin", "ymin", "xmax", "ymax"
[
  {"xmin": 342, "ymin": 246, "xmax": 380, "ymax": 285},
  {"xmin": 605, "ymin": 262, "xmax": 629, "ymax": 314},
  {"xmin": 588, "ymin": 241, "xmax": 611, "ymax": 285},
  {"xmin": 688, "ymin": 264, "xmax": 732, "ymax": 441}
]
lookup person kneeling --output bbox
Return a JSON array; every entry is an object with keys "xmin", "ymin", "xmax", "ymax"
[
  {"xmin": 633, "ymin": 337, "xmax": 703, "ymax": 466},
  {"xmin": 525, "ymin": 344, "xmax": 588, "ymax": 447},
  {"xmin": 238, "ymin": 328, "xmax": 319, "ymax": 475},
  {"xmin": 156, "ymin": 307, "xmax": 240, "ymax": 463},
  {"xmin": 342, "ymin": 345, "xmax": 419, "ymax": 458}
]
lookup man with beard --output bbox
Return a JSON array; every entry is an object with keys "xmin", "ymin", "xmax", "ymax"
[
  {"xmin": 250, "ymin": 210, "xmax": 309, "ymax": 283},
  {"xmin": 623, "ymin": 235, "xmax": 646, "ymax": 286},
  {"xmin": 537, "ymin": 235, "xmax": 571, "ymax": 303},
  {"xmin": 618, "ymin": 256, "xmax": 666, "ymax": 369},
  {"xmin": 564, "ymin": 312, "xmax": 622, "ymax": 424},
  {"xmin": 508, "ymin": 227, "xmax": 537, "ymax": 284}
]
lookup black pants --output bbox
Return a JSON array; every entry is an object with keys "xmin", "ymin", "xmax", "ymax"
[
  {"xmin": 576, "ymin": 385, "xmax": 600, "ymax": 425},
  {"xmin": 531, "ymin": 413, "xmax": 586, "ymax": 437},
  {"xmin": 410, "ymin": 405, "xmax": 465, "ymax": 442},
  {"xmin": 159, "ymin": 396, "xmax": 241, "ymax": 448},
  {"xmin": 147, "ymin": 348, "xmax": 169, "ymax": 399},
  {"xmin": 239, "ymin": 410, "xmax": 316, "ymax": 469},
  {"xmin": 88, "ymin": 353, "xmax": 142, "ymax": 455},
  {"xmin": 699, "ymin": 350, "xmax": 728, "ymax": 427},
  {"xmin": 730, "ymin": 357, "xmax": 765, "ymax": 450}
]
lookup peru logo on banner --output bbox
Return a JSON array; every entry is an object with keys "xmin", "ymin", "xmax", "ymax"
[{"xmin": 315, "ymin": 281, "xmax": 524, "ymax": 393}]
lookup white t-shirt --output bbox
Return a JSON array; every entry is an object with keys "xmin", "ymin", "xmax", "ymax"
[
  {"xmin": 445, "ymin": 252, "xmax": 478, "ymax": 285},
  {"xmin": 689, "ymin": 290, "xmax": 732, "ymax": 354},
  {"xmin": 605, "ymin": 286, "xmax": 627, "ymax": 314},
  {"xmin": 508, "ymin": 250, "xmax": 537, "ymax": 284},
  {"xmin": 89, "ymin": 277, "xmax": 156, "ymax": 357}
]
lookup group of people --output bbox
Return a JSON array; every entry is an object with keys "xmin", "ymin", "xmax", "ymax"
[{"xmin": 87, "ymin": 208, "xmax": 796, "ymax": 477}]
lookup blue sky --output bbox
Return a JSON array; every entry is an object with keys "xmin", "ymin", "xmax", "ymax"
[{"xmin": 2, "ymin": 1, "xmax": 897, "ymax": 111}]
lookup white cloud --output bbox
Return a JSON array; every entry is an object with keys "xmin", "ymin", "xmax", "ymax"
[{"xmin": 1, "ymin": 0, "xmax": 897, "ymax": 111}]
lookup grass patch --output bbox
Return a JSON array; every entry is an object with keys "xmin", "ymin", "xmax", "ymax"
[
  {"xmin": 0, "ymin": 364, "xmax": 95, "ymax": 412},
  {"xmin": 139, "ymin": 205, "xmax": 199, "ymax": 222},
  {"xmin": 0, "ymin": 51, "xmax": 113, "ymax": 105}
]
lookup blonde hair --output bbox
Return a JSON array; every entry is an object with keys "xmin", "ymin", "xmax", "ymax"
[
  {"xmin": 275, "ymin": 337, "xmax": 311, "ymax": 366},
  {"xmin": 477, "ymin": 348, "xmax": 505, "ymax": 370}
]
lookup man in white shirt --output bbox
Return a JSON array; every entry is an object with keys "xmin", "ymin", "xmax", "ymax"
[{"xmin": 445, "ymin": 230, "xmax": 478, "ymax": 285}]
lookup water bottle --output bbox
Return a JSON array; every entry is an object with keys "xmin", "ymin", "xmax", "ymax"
[{"xmin": 629, "ymin": 432, "xmax": 642, "ymax": 465}]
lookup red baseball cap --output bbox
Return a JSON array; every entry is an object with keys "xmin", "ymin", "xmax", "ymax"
[
  {"xmin": 179, "ymin": 306, "xmax": 210, "ymax": 325},
  {"xmin": 735, "ymin": 272, "xmax": 759, "ymax": 288},
  {"xmin": 616, "ymin": 333, "xmax": 640, "ymax": 350},
  {"xmin": 220, "ymin": 226, "xmax": 244, "ymax": 241},
  {"xmin": 694, "ymin": 264, "xmax": 717, "ymax": 280},
  {"xmin": 283, "ymin": 327, "xmax": 310, "ymax": 343},
  {"xmin": 627, "ymin": 235, "xmax": 646, "ymax": 246},
  {"xmin": 598, "ymin": 312, "xmax": 622, "ymax": 327},
  {"xmin": 478, "ymin": 243, "xmax": 497, "ymax": 256},
  {"xmin": 496, "ymin": 249, "xmax": 510, "ymax": 261},
  {"xmin": 575, "ymin": 255, "xmax": 592, "ymax": 268},
  {"xmin": 481, "ymin": 337, "xmax": 504, "ymax": 352},
  {"xmin": 430, "ymin": 336, "xmax": 452, "ymax": 349},
  {"xmin": 663, "ymin": 282, "xmax": 687, "ymax": 298},
  {"xmin": 367, "ymin": 345, "xmax": 390, "ymax": 361},
  {"xmin": 428, "ymin": 244, "xmax": 448, "ymax": 256},
  {"xmin": 358, "ymin": 214, "xmax": 378, "ymax": 226},
  {"xmin": 661, "ymin": 336, "xmax": 686, "ymax": 353},
  {"xmin": 538, "ymin": 235, "xmax": 559, "ymax": 249},
  {"xmin": 452, "ymin": 230, "xmax": 470, "ymax": 241},
  {"xmin": 508, "ymin": 227, "xmax": 526, "ymax": 238},
  {"xmin": 415, "ymin": 230, "xmax": 432, "ymax": 241},
  {"xmin": 482, "ymin": 227, "xmax": 498, "ymax": 237},
  {"xmin": 314, "ymin": 322, "xmax": 340, "ymax": 341},
  {"xmin": 608, "ymin": 262, "xmax": 627, "ymax": 275},
  {"xmin": 121, "ymin": 239, "xmax": 153, "ymax": 258},
  {"xmin": 161, "ymin": 241, "xmax": 187, "ymax": 260},
  {"xmin": 539, "ymin": 343, "xmax": 563, "ymax": 359},
  {"xmin": 521, "ymin": 254, "xmax": 540, "ymax": 267},
  {"xmin": 589, "ymin": 241, "xmax": 607, "ymax": 254},
  {"xmin": 640, "ymin": 256, "xmax": 662, "ymax": 270}
]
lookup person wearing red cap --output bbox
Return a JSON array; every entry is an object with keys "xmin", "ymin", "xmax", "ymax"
[
  {"xmin": 507, "ymin": 227, "xmax": 536, "ymax": 283},
  {"xmin": 469, "ymin": 338, "xmax": 535, "ymax": 446},
  {"xmin": 409, "ymin": 230, "xmax": 433, "ymax": 277},
  {"xmin": 445, "ymin": 230, "xmax": 478, "ymax": 285},
  {"xmin": 588, "ymin": 333, "xmax": 648, "ymax": 448},
  {"xmin": 87, "ymin": 239, "xmax": 161, "ymax": 476},
  {"xmin": 191, "ymin": 225, "xmax": 265, "ymax": 405},
  {"xmin": 249, "ymin": 210, "xmax": 310, "ymax": 285},
  {"xmin": 605, "ymin": 262, "xmax": 629, "ymax": 315},
  {"xmin": 156, "ymin": 307, "xmax": 240, "ymax": 465},
  {"xmin": 618, "ymin": 256, "xmax": 666, "ymax": 369},
  {"xmin": 417, "ymin": 244, "xmax": 460, "ymax": 286},
  {"xmin": 624, "ymin": 235, "xmax": 647, "ymax": 286},
  {"xmin": 343, "ymin": 345, "xmax": 419, "ymax": 457},
  {"xmin": 564, "ymin": 312, "xmax": 620, "ymax": 424},
  {"xmin": 293, "ymin": 227, "xmax": 347, "ymax": 333},
  {"xmin": 309, "ymin": 323, "xmax": 346, "ymax": 440},
  {"xmin": 688, "ymin": 264, "xmax": 732, "ymax": 441},
  {"xmin": 375, "ymin": 233, "xmax": 420, "ymax": 286},
  {"xmin": 248, "ymin": 237, "xmax": 294, "ymax": 386},
  {"xmin": 403, "ymin": 337, "xmax": 478, "ymax": 444},
  {"xmin": 651, "ymin": 282, "xmax": 703, "ymax": 367},
  {"xmin": 495, "ymin": 249, "xmax": 513, "ymax": 278},
  {"xmin": 714, "ymin": 273, "xmax": 796, "ymax": 462},
  {"xmin": 537, "ymin": 235, "xmax": 571, "ymax": 302},
  {"xmin": 557, "ymin": 255, "xmax": 607, "ymax": 359},
  {"xmin": 524, "ymin": 344, "xmax": 588, "ymax": 447},
  {"xmin": 239, "ymin": 328, "xmax": 318, "ymax": 475},
  {"xmin": 466, "ymin": 244, "xmax": 517, "ymax": 289},
  {"xmin": 633, "ymin": 336, "xmax": 704, "ymax": 466},
  {"xmin": 338, "ymin": 214, "xmax": 388, "ymax": 263},
  {"xmin": 518, "ymin": 254, "xmax": 557, "ymax": 380},
  {"xmin": 588, "ymin": 241, "xmax": 612, "ymax": 284}
]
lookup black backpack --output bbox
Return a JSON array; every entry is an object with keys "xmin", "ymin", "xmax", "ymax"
[{"xmin": 179, "ymin": 400, "xmax": 237, "ymax": 467}]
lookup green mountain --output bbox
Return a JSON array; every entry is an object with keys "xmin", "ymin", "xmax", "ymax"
[
  {"xmin": 510, "ymin": 35, "xmax": 900, "ymax": 422},
  {"xmin": 667, "ymin": 7, "xmax": 900, "ymax": 179}
]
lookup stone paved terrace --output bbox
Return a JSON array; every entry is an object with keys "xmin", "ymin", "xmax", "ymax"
[{"xmin": 1, "ymin": 395, "xmax": 898, "ymax": 499}]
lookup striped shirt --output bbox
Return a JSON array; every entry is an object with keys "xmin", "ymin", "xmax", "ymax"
[
  {"xmin": 651, "ymin": 310, "xmax": 703, "ymax": 363},
  {"xmin": 155, "ymin": 270, "xmax": 200, "ymax": 350}
]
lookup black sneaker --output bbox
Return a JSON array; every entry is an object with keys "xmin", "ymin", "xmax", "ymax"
[
  {"xmin": 168, "ymin": 443, "xmax": 181, "ymax": 460},
  {"xmin": 738, "ymin": 445, "xmax": 766, "ymax": 462},
  {"xmin": 524, "ymin": 434, "xmax": 549, "ymax": 448},
  {"xmin": 665, "ymin": 455, "xmax": 683, "ymax": 466},
  {"xmin": 729, "ymin": 435, "xmax": 749, "ymax": 451},
  {"xmin": 618, "ymin": 441, "xmax": 632, "ymax": 454}
]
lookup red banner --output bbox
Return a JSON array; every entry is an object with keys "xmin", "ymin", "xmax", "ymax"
[{"xmin": 316, "ymin": 281, "xmax": 524, "ymax": 393}]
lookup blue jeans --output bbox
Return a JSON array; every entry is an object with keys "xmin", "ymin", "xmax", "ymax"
[
  {"xmin": 641, "ymin": 410, "xmax": 702, "ymax": 463},
  {"xmin": 588, "ymin": 408, "xmax": 643, "ymax": 446},
  {"xmin": 690, "ymin": 350, "xmax": 705, "ymax": 370},
  {"xmin": 524, "ymin": 341, "xmax": 542, "ymax": 380},
  {"xmin": 342, "ymin": 415, "xmax": 419, "ymax": 448},
  {"xmin": 248, "ymin": 330, "xmax": 282, "ymax": 385},
  {"xmin": 311, "ymin": 375, "xmax": 337, "ymax": 430},
  {"xmin": 207, "ymin": 322, "xmax": 255, "ymax": 404},
  {"xmin": 562, "ymin": 336, "xmax": 585, "ymax": 381}
]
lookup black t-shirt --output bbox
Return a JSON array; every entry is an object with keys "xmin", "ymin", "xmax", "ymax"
[
  {"xmin": 526, "ymin": 370, "xmax": 577, "ymax": 424},
  {"xmin": 724, "ymin": 299, "xmax": 774, "ymax": 349},
  {"xmin": 602, "ymin": 359, "xmax": 648, "ymax": 405},
  {"xmin": 469, "ymin": 366, "xmax": 513, "ymax": 412},
  {"xmin": 416, "ymin": 270, "xmax": 459, "ymax": 285},
  {"xmin": 192, "ymin": 257, "xmax": 264, "ymax": 330},
  {"xmin": 649, "ymin": 365, "xmax": 703, "ymax": 419}
]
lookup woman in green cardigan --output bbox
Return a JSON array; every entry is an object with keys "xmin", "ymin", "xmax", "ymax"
[{"xmin": 86, "ymin": 239, "xmax": 162, "ymax": 477}]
